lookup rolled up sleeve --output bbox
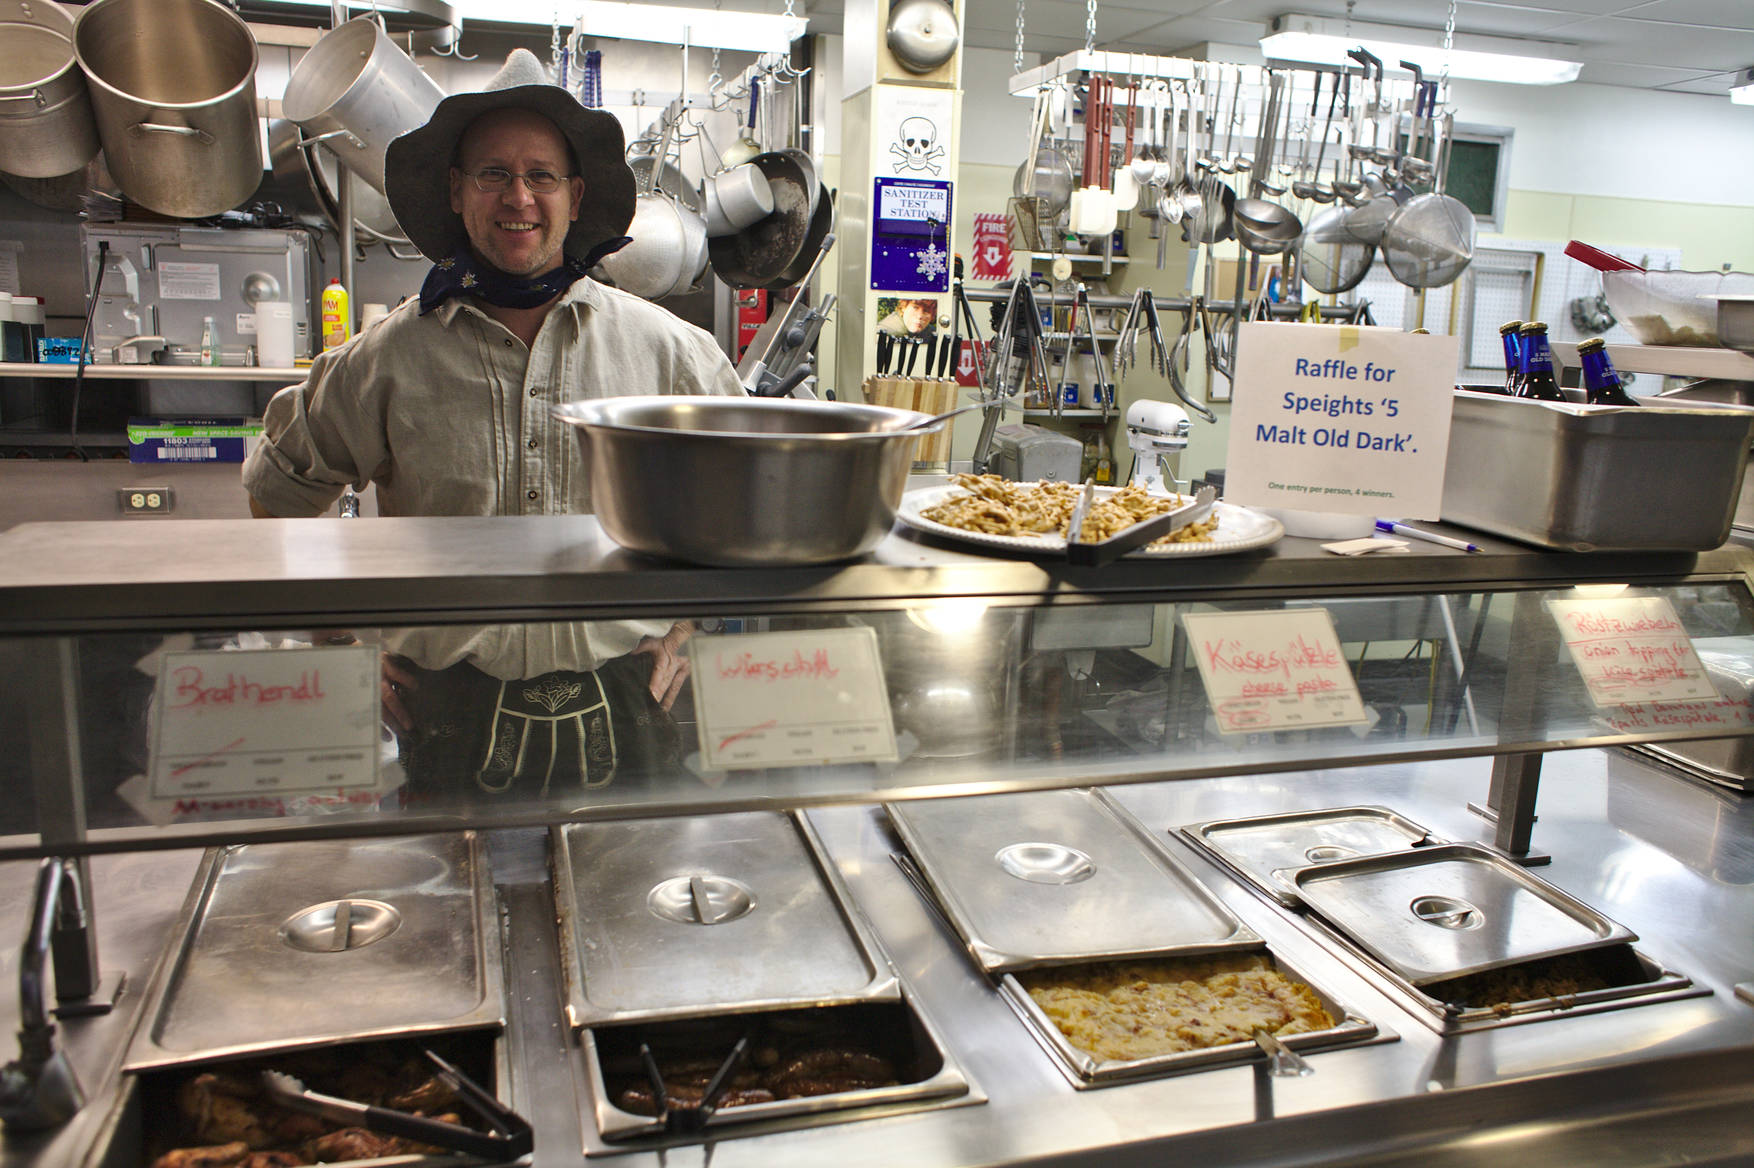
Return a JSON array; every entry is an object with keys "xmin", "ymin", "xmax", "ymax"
[{"xmin": 242, "ymin": 343, "xmax": 390, "ymax": 517}]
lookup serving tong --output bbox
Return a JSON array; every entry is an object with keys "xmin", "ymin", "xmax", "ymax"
[
  {"xmin": 638, "ymin": 1036, "xmax": 751, "ymax": 1135},
  {"xmin": 260, "ymin": 1050, "xmax": 532, "ymax": 1160},
  {"xmin": 1067, "ymin": 483, "xmax": 1218, "ymax": 566}
]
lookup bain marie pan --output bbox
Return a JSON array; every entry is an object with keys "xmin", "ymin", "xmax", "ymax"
[
  {"xmin": 553, "ymin": 811, "xmax": 974, "ymax": 1144},
  {"xmin": 1180, "ymin": 805, "xmax": 1440, "ymax": 906},
  {"xmin": 124, "ymin": 833, "xmax": 504, "ymax": 1073},
  {"xmin": 888, "ymin": 789, "xmax": 1380, "ymax": 1084}
]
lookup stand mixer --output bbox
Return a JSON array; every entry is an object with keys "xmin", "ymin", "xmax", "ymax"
[{"xmin": 1125, "ymin": 399, "xmax": 1191, "ymax": 494}]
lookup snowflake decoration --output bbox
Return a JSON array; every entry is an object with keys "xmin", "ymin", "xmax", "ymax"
[{"xmin": 915, "ymin": 241, "xmax": 948, "ymax": 282}]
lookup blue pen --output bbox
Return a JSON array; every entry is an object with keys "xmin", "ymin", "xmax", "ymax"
[{"xmin": 1375, "ymin": 520, "xmax": 1481, "ymax": 553}]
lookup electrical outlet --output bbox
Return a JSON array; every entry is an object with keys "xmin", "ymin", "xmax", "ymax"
[{"xmin": 119, "ymin": 486, "xmax": 174, "ymax": 516}]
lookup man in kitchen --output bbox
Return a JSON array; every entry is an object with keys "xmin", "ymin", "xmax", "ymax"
[{"xmin": 243, "ymin": 49, "xmax": 743, "ymax": 804}]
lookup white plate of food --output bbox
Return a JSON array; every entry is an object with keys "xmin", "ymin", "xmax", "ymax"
[{"xmin": 895, "ymin": 477, "xmax": 1285, "ymax": 558}]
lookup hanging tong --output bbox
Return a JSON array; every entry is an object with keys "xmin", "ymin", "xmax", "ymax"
[
  {"xmin": 1147, "ymin": 296, "xmax": 1214, "ymax": 423},
  {"xmin": 971, "ymin": 278, "xmax": 1045, "ymax": 472},
  {"xmin": 1071, "ymin": 284, "xmax": 1115, "ymax": 419},
  {"xmin": 638, "ymin": 1037, "xmax": 751, "ymax": 1136},
  {"xmin": 261, "ymin": 1050, "xmax": 532, "ymax": 1160}
]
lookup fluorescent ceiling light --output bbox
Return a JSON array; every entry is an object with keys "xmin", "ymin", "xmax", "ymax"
[
  {"xmin": 258, "ymin": 0, "xmax": 805, "ymax": 53},
  {"xmin": 1732, "ymin": 67, "xmax": 1754, "ymax": 105},
  {"xmin": 1262, "ymin": 14, "xmax": 1582, "ymax": 86},
  {"xmin": 573, "ymin": 1, "xmax": 805, "ymax": 53}
]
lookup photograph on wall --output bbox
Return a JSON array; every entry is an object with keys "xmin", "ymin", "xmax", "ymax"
[{"xmin": 874, "ymin": 86, "xmax": 955, "ymax": 180}]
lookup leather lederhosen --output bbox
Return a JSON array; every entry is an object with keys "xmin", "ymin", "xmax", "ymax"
[{"xmin": 395, "ymin": 652, "xmax": 681, "ymax": 805}]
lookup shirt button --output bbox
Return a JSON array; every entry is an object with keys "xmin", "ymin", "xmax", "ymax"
[
  {"xmin": 527, "ymin": 438, "xmax": 539, "ymax": 449},
  {"xmin": 527, "ymin": 489, "xmax": 539, "ymax": 500},
  {"xmin": 528, "ymin": 387, "xmax": 538, "ymax": 397},
  {"xmin": 504, "ymin": 338, "xmax": 514, "ymax": 348}
]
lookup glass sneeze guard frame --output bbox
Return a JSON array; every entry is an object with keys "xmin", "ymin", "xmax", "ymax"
[{"xmin": 3, "ymin": 515, "xmax": 1754, "ymax": 859}]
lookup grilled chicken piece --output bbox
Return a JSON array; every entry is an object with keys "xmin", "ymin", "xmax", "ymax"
[{"xmin": 150, "ymin": 1142, "xmax": 251, "ymax": 1168}]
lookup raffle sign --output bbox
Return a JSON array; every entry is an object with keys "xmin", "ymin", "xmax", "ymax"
[
  {"xmin": 1547, "ymin": 595, "xmax": 1718, "ymax": 707},
  {"xmin": 1224, "ymin": 323, "xmax": 1459, "ymax": 519},
  {"xmin": 1181, "ymin": 608, "xmax": 1368, "ymax": 734}
]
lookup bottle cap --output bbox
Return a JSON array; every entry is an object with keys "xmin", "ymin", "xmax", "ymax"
[
  {"xmin": 1518, "ymin": 321, "xmax": 1548, "ymax": 334},
  {"xmin": 1498, "ymin": 320, "xmax": 1524, "ymax": 335},
  {"xmin": 1577, "ymin": 337, "xmax": 1605, "ymax": 354}
]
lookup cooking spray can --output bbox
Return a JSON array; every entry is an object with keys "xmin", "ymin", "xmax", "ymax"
[{"xmin": 320, "ymin": 279, "xmax": 351, "ymax": 351}]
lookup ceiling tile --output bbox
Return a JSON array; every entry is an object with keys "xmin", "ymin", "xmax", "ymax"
[
  {"xmin": 1562, "ymin": 15, "xmax": 1754, "ymax": 68},
  {"xmin": 1620, "ymin": 0, "xmax": 1754, "ymax": 27},
  {"xmin": 1575, "ymin": 58, "xmax": 1731, "ymax": 84}
]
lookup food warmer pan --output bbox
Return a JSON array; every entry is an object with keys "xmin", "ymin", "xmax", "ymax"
[
  {"xmin": 1290, "ymin": 842, "xmax": 1705, "ymax": 1032},
  {"xmin": 888, "ymin": 789, "xmax": 1379, "ymax": 1087},
  {"xmin": 552, "ymin": 812, "xmax": 974, "ymax": 1146},
  {"xmin": 87, "ymin": 834, "xmax": 511, "ymax": 1168},
  {"xmin": 1180, "ymin": 805, "xmax": 1440, "ymax": 907},
  {"xmin": 1441, "ymin": 389, "xmax": 1754, "ymax": 552}
]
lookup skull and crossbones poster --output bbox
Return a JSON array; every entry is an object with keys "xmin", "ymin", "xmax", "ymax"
[{"xmin": 875, "ymin": 85, "xmax": 954, "ymax": 179}]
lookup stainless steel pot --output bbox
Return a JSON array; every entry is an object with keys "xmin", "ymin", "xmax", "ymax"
[
  {"xmin": 74, "ymin": 0, "xmax": 261, "ymax": 218},
  {"xmin": 283, "ymin": 16, "xmax": 444, "ymax": 196},
  {"xmin": 0, "ymin": 0, "xmax": 99, "ymax": 178},
  {"xmin": 551, "ymin": 396, "xmax": 939, "ymax": 566},
  {"xmin": 268, "ymin": 117, "xmax": 410, "ymax": 244},
  {"xmin": 593, "ymin": 192, "xmax": 704, "ymax": 301}
]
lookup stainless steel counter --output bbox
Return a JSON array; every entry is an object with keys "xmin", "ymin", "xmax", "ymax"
[{"xmin": 5, "ymin": 750, "xmax": 1750, "ymax": 1166}]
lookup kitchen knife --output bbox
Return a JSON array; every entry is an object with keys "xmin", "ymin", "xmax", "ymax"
[{"xmin": 1066, "ymin": 485, "xmax": 1217, "ymax": 566}]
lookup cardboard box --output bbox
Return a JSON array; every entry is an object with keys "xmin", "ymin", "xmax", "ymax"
[{"xmin": 127, "ymin": 417, "xmax": 264, "ymax": 464}]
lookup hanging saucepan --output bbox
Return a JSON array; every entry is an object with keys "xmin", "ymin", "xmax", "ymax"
[
  {"xmin": 886, "ymin": 0, "xmax": 960, "ymax": 73},
  {"xmin": 268, "ymin": 118, "xmax": 412, "ymax": 245},
  {"xmin": 0, "ymin": 150, "xmax": 119, "ymax": 213},
  {"xmin": 595, "ymin": 191, "xmax": 703, "ymax": 300},
  {"xmin": 0, "ymin": 0, "xmax": 100, "ymax": 179},
  {"xmin": 74, "ymin": 0, "xmax": 262, "ymax": 219},
  {"xmin": 282, "ymin": 16, "xmax": 444, "ymax": 196},
  {"xmin": 707, "ymin": 149, "xmax": 813, "ymax": 289},
  {"xmin": 773, "ymin": 182, "xmax": 835, "ymax": 288},
  {"xmin": 702, "ymin": 162, "xmax": 774, "ymax": 237}
]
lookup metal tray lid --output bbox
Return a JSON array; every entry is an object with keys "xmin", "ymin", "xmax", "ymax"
[
  {"xmin": 1290, "ymin": 842, "xmax": 1638, "ymax": 985},
  {"xmin": 555, "ymin": 812, "xmax": 897, "ymax": 1028},
  {"xmin": 888, "ymin": 789, "xmax": 1257, "ymax": 974},
  {"xmin": 1182, "ymin": 806, "xmax": 1436, "ymax": 906},
  {"xmin": 127, "ymin": 833, "xmax": 504, "ymax": 1072}
]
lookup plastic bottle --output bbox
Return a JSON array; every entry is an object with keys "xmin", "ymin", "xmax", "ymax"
[
  {"xmin": 1578, "ymin": 337, "xmax": 1639, "ymax": 406},
  {"xmin": 320, "ymin": 278, "xmax": 351, "ymax": 351},
  {"xmin": 16, "ymin": 296, "xmax": 44, "ymax": 360},
  {"xmin": 1094, "ymin": 432, "xmax": 1113, "ymax": 486},
  {"xmin": 1515, "ymin": 322, "xmax": 1566, "ymax": 402},
  {"xmin": 199, "ymin": 315, "xmax": 219, "ymax": 366}
]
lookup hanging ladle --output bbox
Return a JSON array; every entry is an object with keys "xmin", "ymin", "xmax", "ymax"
[{"xmin": 1291, "ymin": 72, "xmax": 1341, "ymax": 204}]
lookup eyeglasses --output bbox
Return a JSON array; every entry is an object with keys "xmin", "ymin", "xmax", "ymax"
[{"xmin": 461, "ymin": 168, "xmax": 574, "ymax": 195}]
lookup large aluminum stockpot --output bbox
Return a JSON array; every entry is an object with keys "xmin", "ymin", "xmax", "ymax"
[
  {"xmin": 0, "ymin": 0, "xmax": 100, "ymax": 178},
  {"xmin": 74, "ymin": 0, "xmax": 261, "ymax": 219},
  {"xmin": 552, "ymin": 396, "xmax": 939, "ymax": 566},
  {"xmin": 282, "ymin": 16, "xmax": 444, "ymax": 196}
]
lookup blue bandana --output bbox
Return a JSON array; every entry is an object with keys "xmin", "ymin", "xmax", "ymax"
[{"xmin": 418, "ymin": 237, "xmax": 631, "ymax": 315}]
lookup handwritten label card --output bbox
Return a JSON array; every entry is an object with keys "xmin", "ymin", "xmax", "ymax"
[
  {"xmin": 1598, "ymin": 697, "xmax": 1753, "ymax": 736},
  {"xmin": 691, "ymin": 627, "xmax": 898, "ymax": 770},
  {"xmin": 1224, "ymin": 323, "xmax": 1460, "ymax": 518},
  {"xmin": 149, "ymin": 646, "xmax": 381, "ymax": 798},
  {"xmin": 1547, "ymin": 596, "xmax": 1718, "ymax": 707},
  {"xmin": 1181, "ymin": 608, "xmax": 1368, "ymax": 734}
]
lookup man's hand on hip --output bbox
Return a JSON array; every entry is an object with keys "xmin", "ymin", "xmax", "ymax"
[{"xmin": 632, "ymin": 622, "xmax": 694, "ymax": 711}]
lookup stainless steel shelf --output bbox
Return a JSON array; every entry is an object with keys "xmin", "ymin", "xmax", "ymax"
[
  {"xmin": 0, "ymin": 363, "xmax": 305, "ymax": 382},
  {"xmin": 1549, "ymin": 342, "xmax": 1754, "ymax": 381}
]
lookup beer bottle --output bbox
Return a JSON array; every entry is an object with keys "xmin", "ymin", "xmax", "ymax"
[
  {"xmin": 1498, "ymin": 320, "xmax": 1524, "ymax": 395},
  {"xmin": 1577, "ymin": 337, "xmax": 1639, "ymax": 406},
  {"xmin": 1516, "ymin": 322, "xmax": 1567, "ymax": 402}
]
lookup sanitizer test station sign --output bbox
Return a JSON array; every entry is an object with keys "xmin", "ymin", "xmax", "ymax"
[{"xmin": 1223, "ymin": 323, "xmax": 1460, "ymax": 519}]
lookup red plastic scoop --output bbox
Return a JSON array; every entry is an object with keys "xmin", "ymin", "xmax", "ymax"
[{"xmin": 1565, "ymin": 240, "xmax": 1644, "ymax": 273}]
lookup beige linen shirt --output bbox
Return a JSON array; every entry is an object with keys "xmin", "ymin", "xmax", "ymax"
[{"xmin": 242, "ymin": 277, "xmax": 744, "ymax": 678}]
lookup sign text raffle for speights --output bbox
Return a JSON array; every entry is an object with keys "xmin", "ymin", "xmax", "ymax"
[{"xmin": 1223, "ymin": 323, "xmax": 1460, "ymax": 519}]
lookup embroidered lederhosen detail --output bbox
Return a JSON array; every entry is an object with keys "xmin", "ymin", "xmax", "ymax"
[{"xmin": 474, "ymin": 669, "xmax": 618, "ymax": 794}]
